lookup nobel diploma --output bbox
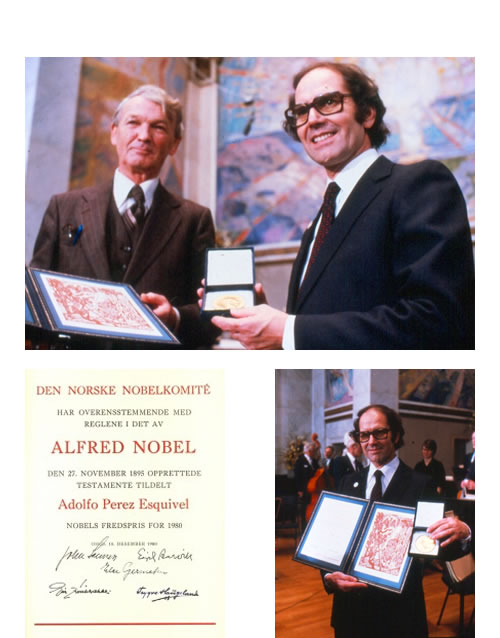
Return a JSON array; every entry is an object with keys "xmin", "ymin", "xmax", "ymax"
[{"xmin": 26, "ymin": 369, "xmax": 225, "ymax": 637}]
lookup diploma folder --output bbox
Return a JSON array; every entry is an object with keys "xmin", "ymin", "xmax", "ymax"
[
  {"xmin": 294, "ymin": 491, "xmax": 416, "ymax": 593},
  {"xmin": 25, "ymin": 267, "xmax": 180, "ymax": 346}
]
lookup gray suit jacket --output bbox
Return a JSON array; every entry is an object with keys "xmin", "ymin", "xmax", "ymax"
[{"xmin": 30, "ymin": 182, "xmax": 217, "ymax": 347}]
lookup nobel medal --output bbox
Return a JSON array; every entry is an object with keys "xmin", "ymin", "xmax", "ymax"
[
  {"xmin": 213, "ymin": 294, "xmax": 245, "ymax": 310},
  {"xmin": 415, "ymin": 533, "xmax": 436, "ymax": 554}
]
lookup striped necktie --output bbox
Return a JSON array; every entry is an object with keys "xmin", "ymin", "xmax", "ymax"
[
  {"xmin": 303, "ymin": 181, "xmax": 340, "ymax": 280},
  {"xmin": 125, "ymin": 185, "xmax": 146, "ymax": 231}
]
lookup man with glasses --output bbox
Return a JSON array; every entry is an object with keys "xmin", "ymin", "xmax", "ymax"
[
  {"xmin": 322, "ymin": 404, "xmax": 471, "ymax": 638},
  {"xmin": 208, "ymin": 62, "xmax": 474, "ymax": 349}
]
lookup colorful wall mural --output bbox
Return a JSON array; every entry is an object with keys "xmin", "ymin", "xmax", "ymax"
[
  {"xmin": 325, "ymin": 369, "xmax": 353, "ymax": 407},
  {"xmin": 399, "ymin": 370, "xmax": 475, "ymax": 409},
  {"xmin": 216, "ymin": 57, "xmax": 474, "ymax": 246},
  {"xmin": 70, "ymin": 57, "xmax": 188, "ymax": 195}
]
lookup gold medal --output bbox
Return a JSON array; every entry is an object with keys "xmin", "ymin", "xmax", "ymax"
[
  {"xmin": 213, "ymin": 294, "xmax": 246, "ymax": 310},
  {"xmin": 415, "ymin": 534, "xmax": 436, "ymax": 554}
]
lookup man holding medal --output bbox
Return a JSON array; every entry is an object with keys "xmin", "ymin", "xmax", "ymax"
[
  {"xmin": 322, "ymin": 404, "xmax": 471, "ymax": 638},
  {"xmin": 205, "ymin": 61, "xmax": 474, "ymax": 349}
]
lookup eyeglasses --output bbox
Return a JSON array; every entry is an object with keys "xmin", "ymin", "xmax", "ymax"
[
  {"xmin": 357, "ymin": 428, "xmax": 391, "ymax": 443},
  {"xmin": 285, "ymin": 91, "xmax": 352, "ymax": 128}
]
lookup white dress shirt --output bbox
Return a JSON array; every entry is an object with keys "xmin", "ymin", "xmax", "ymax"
[
  {"xmin": 365, "ymin": 455, "xmax": 400, "ymax": 499},
  {"xmin": 112, "ymin": 169, "xmax": 180, "ymax": 332},
  {"xmin": 113, "ymin": 169, "xmax": 159, "ymax": 215},
  {"xmin": 345, "ymin": 451, "xmax": 358, "ymax": 472},
  {"xmin": 282, "ymin": 148, "xmax": 379, "ymax": 350}
]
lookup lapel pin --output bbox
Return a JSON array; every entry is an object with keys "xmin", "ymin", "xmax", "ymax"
[{"xmin": 353, "ymin": 482, "xmax": 359, "ymax": 488}]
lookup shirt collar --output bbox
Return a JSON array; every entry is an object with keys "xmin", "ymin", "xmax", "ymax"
[
  {"xmin": 346, "ymin": 451, "xmax": 357, "ymax": 468},
  {"xmin": 367, "ymin": 454, "xmax": 400, "ymax": 484},
  {"xmin": 327, "ymin": 148, "xmax": 378, "ymax": 214},
  {"xmin": 113, "ymin": 169, "xmax": 159, "ymax": 215}
]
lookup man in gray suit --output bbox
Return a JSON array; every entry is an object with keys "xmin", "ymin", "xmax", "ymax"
[{"xmin": 31, "ymin": 84, "xmax": 216, "ymax": 347}]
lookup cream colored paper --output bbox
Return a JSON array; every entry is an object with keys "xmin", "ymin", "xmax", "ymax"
[{"xmin": 26, "ymin": 369, "xmax": 225, "ymax": 637}]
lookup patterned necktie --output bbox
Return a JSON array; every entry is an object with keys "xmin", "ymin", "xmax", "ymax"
[
  {"xmin": 370, "ymin": 470, "xmax": 383, "ymax": 501},
  {"xmin": 303, "ymin": 181, "xmax": 340, "ymax": 280},
  {"xmin": 127, "ymin": 185, "xmax": 146, "ymax": 229}
]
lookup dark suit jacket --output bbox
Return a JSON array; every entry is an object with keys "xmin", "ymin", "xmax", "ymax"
[
  {"xmin": 294, "ymin": 454, "xmax": 319, "ymax": 502},
  {"xmin": 287, "ymin": 156, "xmax": 475, "ymax": 349},
  {"xmin": 30, "ymin": 182, "xmax": 216, "ymax": 347},
  {"xmin": 326, "ymin": 462, "xmax": 432, "ymax": 638},
  {"xmin": 323, "ymin": 458, "xmax": 336, "ymax": 491},
  {"xmin": 331, "ymin": 454, "xmax": 357, "ymax": 486},
  {"xmin": 465, "ymin": 459, "xmax": 475, "ymax": 481}
]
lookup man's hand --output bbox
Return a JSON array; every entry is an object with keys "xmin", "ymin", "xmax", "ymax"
[
  {"xmin": 196, "ymin": 281, "xmax": 283, "ymax": 349},
  {"xmin": 210, "ymin": 304, "xmax": 287, "ymax": 349},
  {"xmin": 427, "ymin": 516, "xmax": 471, "ymax": 547},
  {"xmin": 140, "ymin": 292, "xmax": 178, "ymax": 331},
  {"xmin": 324, "ymin": 572, "xmax": 368, "ymax": 593},
  {"xmin": 460, "ymin": 478, "xmax": 475, "ymax": 491}
]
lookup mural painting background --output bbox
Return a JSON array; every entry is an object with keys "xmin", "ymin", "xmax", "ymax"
[{"xmin": 217, "ymin": 57, "xmax": 474, "ymax": 247}]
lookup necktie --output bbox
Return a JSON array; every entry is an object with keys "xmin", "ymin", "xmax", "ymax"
[
  {"xmin": 355, "ymin": 459, "xmax": 363, "ymax": 473},
  {"xmin": 370, "ymin": 470, "xmax": 383, "ymax": 501},
  {"xmin": 303, "ymin": 181, "xmax": 340, "ymax": 278},
  {"xmin": 127, "ymin": 185, "xmax": 146, "ymax": 229}
]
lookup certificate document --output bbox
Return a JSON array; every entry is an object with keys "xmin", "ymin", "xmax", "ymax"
[
  {"xmin": 26, "ymin": 369, "xmax": 225, "ymax": 637},
  {"xmin": 294, "ymin": 492, "xmax": 415, "ymax": 593}
]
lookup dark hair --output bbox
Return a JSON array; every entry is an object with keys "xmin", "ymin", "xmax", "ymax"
[
  {"xmin": 283, "ymin": 62, "xmax": 390, "ymax": 149},
  {"xmin": 353, "ymin": 404, "xmax": 405, "ymax": 449},
  {"xmin": 422, "ymin": 439, "xmax": 437, "ymax": 455}
]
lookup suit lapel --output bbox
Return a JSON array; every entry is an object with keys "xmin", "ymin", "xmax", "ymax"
[
  {"xmin": 79, "ymin": 183, "xmax": 112, "ymax": 280},
  {"xmin": 286, "ymin": 217, "xmax": 319, "ymax": 313},
  {"xmin": 124, "ymin": 184, "xmax": 181, "ymax": 284},
  {"xmin": 341, "ymin": 466, "xmax": 367, "ymax": 497},
  {"xmin": 294, "ymin": 156, "xmax": 393, "ymax": 313},
  {"xmin": 383, "ymin": 461, "xmax": 412, "ymax": 503}
]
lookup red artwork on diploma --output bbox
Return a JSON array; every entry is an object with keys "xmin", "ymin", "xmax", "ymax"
[
  {"xmin": 358, "ymin": 511, "xmax": 413, "ymax": 576},
  {"xmin": 46, "ymin": 277, "xmax": 150, "ymax": 330}
]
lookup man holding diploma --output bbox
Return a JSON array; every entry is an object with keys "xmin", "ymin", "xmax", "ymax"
[
  {"xmin": 30, "ymin": 84, "xmax": 217, "ymax": 348},
  {"xmin": 323, "ymin": 404, "xmax": 471, "ymax": 638}
]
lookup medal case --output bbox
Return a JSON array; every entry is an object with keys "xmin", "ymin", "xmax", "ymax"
[
  {"xmin": 201, "ymin": 247, "xmax": 256, "ymax": 318},
  {"xmin": 408, "ymin": 500, "xmax": 445, "ymax": 557}
]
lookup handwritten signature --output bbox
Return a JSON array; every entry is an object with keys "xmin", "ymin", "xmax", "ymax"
[
  {"xmin": 49, "ymin": 579, "xmax": 111, "ymax": 599},
  {"xmin": 136, "ymin": 586, "xmax": 199, "ymax": 602},
  {"xmin": 137, "ymin": 547, "xmax": 193, "ymax": 563},
  {"xmin": 55, "ymin": 536, "xmax": 117, "ymax": 572},
  {"xmin": 101, "ymin": 560, "xmax": 169, "ymax": 581},
  {"xmin": 55, "ymin": 537, "xmax": 193, "ymax": 581}
]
